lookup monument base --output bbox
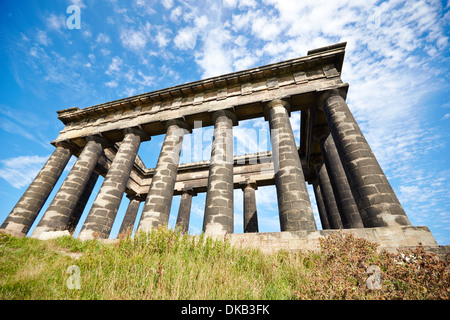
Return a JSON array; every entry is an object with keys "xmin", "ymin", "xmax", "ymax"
[{"xmin": 222, "ymin": 226, "xmax": 439, "ymax": 254}]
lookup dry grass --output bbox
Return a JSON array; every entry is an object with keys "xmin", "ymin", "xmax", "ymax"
[{"xmin": 0, "ymin": 229, "xmax": 448, "ymax": 300}]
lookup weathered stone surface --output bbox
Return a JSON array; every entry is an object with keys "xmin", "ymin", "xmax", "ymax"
[
  {"xmin": 312, "ymin": 182, "xmax": 330, "ymax": 229},
  {"xmin": 241, "ymin": 181, "xmax": 259, "ymax": 233},
  {"xmin": 319, "ymin": 89, "xmax": 411, "ymax": 227},
  {"xmin": 67, "ymin": 171, "xmax": 99, "ymax": 233},
  {"xmin": 225, "ymin": 226, "xmax": 438, "ymax": 254},
  {"xmin": 175, "ymin": 189, "xmax": 196, "ymax": 234},
  {"xmin": 321, "ymin": 134, "xmax": 364, "ymax": 228},
  {"xmin": 265, "ymin": 99, "xmax": 316, "ymax": 232},
  {"xmin": 315, "ymin": 163, "xmax": 343, "ymax": 229},
  {"xmin": 0, "ymin": 145, "xmax": 72, "ymax": 236},
  {"xmin": 79, "ymin": 129, "xmax": 143, "ymax": 240},
  {"xmin": 139, "ymin": 120, "xmax": 189, "ymax": 232},
  {"xmin": 34, "ymin": 230, "xmax": 71, "ymax": 241},
  {"xmin": 203, "ymin": 110, "xmax": 236, "ymax": 236},
  {"xmin": 32, "ymin": 137, "xmax": 104, "ymax": 238},
  {"xmin": 118, "ymin": 195, "xmax": 143, "ymax": 236}
]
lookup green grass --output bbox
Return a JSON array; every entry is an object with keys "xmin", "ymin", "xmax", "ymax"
[{"xmin": 0, "ymin": 229, "xmax": 448, "ymax": 300}]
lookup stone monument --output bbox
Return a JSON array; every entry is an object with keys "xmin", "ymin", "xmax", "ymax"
[{"xmin": 1, "ymin": 42, "xmax": 439, "ymax": 252}]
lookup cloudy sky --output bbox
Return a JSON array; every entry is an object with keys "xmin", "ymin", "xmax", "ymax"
[{"xmin": 0, "ymin": 0, "xmax": 449, "ymax": 244}]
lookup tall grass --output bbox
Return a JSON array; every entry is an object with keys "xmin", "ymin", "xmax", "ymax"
[{"xmin": 0, "ymin": 229, "xmax": 448, "ymax": 300}]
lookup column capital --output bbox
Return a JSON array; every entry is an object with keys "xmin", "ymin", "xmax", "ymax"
[
  {"xmin": 53, "ymin": 140, "xmax": 78, "ymax": 155},
  {"xmin": 165, "ymin": 119, "xmax": 192, "ymax": 133},
  {"xmin": 211, "ymin": 109, "xmax": 238, "ymax": 126},
  {"xmin": 315, "ymin": 86, "xmax": 348, "ymax": 111},
  {"xmin": 239, "ymin": 180, "xmax": 258, "ymax": 191},
  {"xmin": 176, "ymin": 187, "xmax": 197, "ymax": 197},
  {"xmin": 124, "ymin": 126, "xmax": 151, "ymax": 141},
  {"xmin": 86, "ymin": 134, "xmax": 112, "ymax": 148},
  {"xmin": 263, "ymin": 99, "xmax": 291, "ymax": 121},
  {"xmin": 264, "ymin": 99, "xmax": 291, "ymax": 110},
  {"xmin": 126, "ymin": 193, "xmax": 146, "ymax": 202}
]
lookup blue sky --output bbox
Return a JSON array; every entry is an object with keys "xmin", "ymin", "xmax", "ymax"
[{"xmin": 0, "ymin": 0, "xmax": 449, "ymax": 244}]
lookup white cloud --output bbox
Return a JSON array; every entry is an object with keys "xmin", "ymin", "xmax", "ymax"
[
  {"xmin": 170, "ymin": 6, "xmax": 183, "ymax": 22},
  {"xmin": 250, "ymin": 13, "xmax": 282, "ymax": 41},
  {"xmin": 100, "ymin": 48, "xmax": 111, "ymax": 56},
  {"xmin": 0, "ymin": 155, "xmax": 49, "ymax": 189},
  {"xmin": 83, "ymin": 30, "xmax": 92, "ymax": 38},
  {"xmin": 105, "ymin": 56, "xmax": 123, "ymax": 75},
  {"xmin": 174, "ymin": 27, "xmax": 198, "ymax": 50},
  {"xmin": 122, "ymin": 87, "xmax": 138, "ymax": 97},
  {"xmin": 36, "ymin": 30, "xmax": 52, "ymax": 46},
  {"xmin": 120, "ymin": 27, "xmax": 148, "ymax": 51},
  {"xmin": 96, "ymin": 33, "xmax": 111, "ymax": 44},
  {"xmin": 232, "ymin": 54, "xmax": 258, "ymax": 72},
  {"xmin": 135, "ymin": 0, "xmax": 156, "ymax": 15},
  {"xmin": 46, "ymin": 14, "xmax": 66, "ymax": 31},
  {"xmin": 223, "ymin": 0, "xmax": 237, "ymax": 8},
  {"xmin": 195, "ymin": 27, "xmax": 233, "ymax": 78},
  {"xmin": 70, "ymin": 0, "xmax": 86, "ymax": 9},
  {"xmin": 155, "ymin": 29, "xmax": 171, "ymax": 48},
  {"xmin": 136, "ymin": 71, "xmax": 154, "ymax": 87},
  {"xmin": 173, "ymin": 15, "xmax": 208, "ymax": 51},
  {"xmin": 195, "ymin": 15, "xmax": 209, "ymax": 29},
  {"xmin": 162, "ymin": 0, "xmax": 174, "ymax": 10},
  {"xmin": 105, "ymin": 80, "xmax": 118, "ymax": 88},
  {"xmin": 238, "ymin": 0, "xmax": 257, "ymax": 9}
]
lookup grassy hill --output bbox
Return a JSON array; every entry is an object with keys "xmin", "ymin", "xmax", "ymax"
[{"xmin": 0, "ymin": 229, "xmax": 448, "ymax": 300}]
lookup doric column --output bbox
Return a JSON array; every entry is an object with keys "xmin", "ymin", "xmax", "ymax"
[
  {"xmin": 312, "ymin": 182, "xmax": 330, "ymax": 230},
  {"xmin": 67, "ymin": 171, "xmax": 100, "ymax": 233},
  {"xmin": 118, "ymin": 194, "xmax": 143, "ymax": 236},
  {"xmin": 315, "ymin": 163, "xmax": 343, "ymax": 229},
  {"xmin": 321, "ymin": 134, "xmax": 364, "ymax": 228},
  {"xmin": 175, "ymin": 189, "xmax": 196, "ymax": 234},
  {"xmin": 241, "ymin": 180, "xmax": 259, "ymax": 233},
  {"xmin": 79, "ymin": 128, "xmax": 144, "ymax": 240},
  {"xmin": 264, "ymin": 100, "xmax": 316, "ymax": 231},
  {"xmin": 138, "ymin": 120, "xmax": 190, "ymax": 232},
  {"xmin": 203, "ymin": 110, "xmax": 236, "ymax": 236},
  {"xmin": 31, "ymin": 137, "xmax": 104, "ymax": 239},
  {"xmin": 319, "ymin": 89, "xmax": 411, "ymax": 227},
  {"xmin": 0, "ymin": 144, "xmax": 72, "ymax": 236}
]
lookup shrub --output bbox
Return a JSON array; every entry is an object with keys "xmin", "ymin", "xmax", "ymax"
[{"xmin": 295, "ymin": 232, "xmax": 449, "ymax": 300}]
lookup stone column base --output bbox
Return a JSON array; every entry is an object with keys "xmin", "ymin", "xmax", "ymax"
[{"xmin": 30, "ymin": 230, "xmax": 71, "ymax": 241}]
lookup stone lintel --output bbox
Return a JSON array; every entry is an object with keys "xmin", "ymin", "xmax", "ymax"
[{"xmin": 57, "ymin": 44, "xmax": 346, "ymax": 125}]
